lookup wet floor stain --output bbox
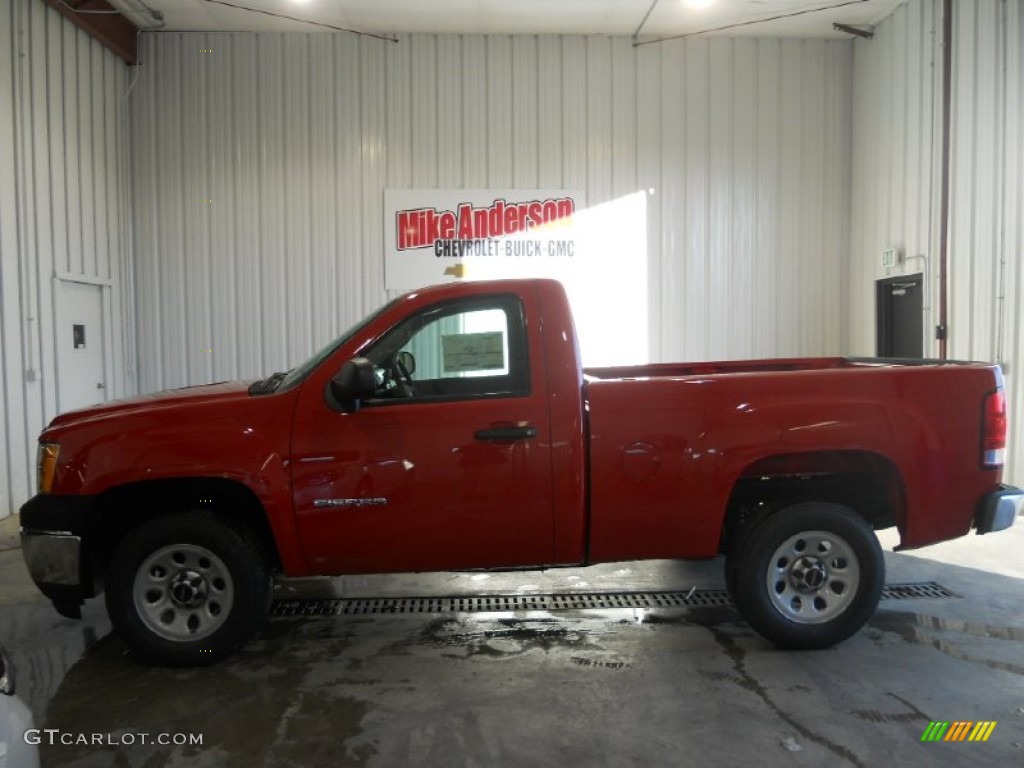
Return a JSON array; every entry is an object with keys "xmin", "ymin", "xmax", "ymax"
[
  {"xmin": 0, "ymin": 600, "xmax": 112, "ymax": 720},
  {"xmin": 871, "ymin": 611, "xmax": 1024, "ymax": 643},
  {"xmin": 883, "ymin": 693, "xmax": 933, "ymax": 722},
  {"xmin": 34, "ymin": 623, "xmax": 376, "ymax": 768},
  {"xmin": 869, "ymin": 611, "xmax": 1024, "ymax": 676},
  {"xmin": 699, "ymin": 669, "xmax": 746, "ymax": 686},
  {"xmin": 264, "ymin": 690, "xmax": 375, "ymax": 767},
  {"xmin": 675, "ymin": 605, "xmax": 742, "ymax": 630},
  {"xmin": 705, "ymin": 626, "xmax": 868, "ymax": 768},
  {"xmin": 849, "ymin": 709, "xmax": 925, "ymax": 724},
  {"xmin": 568, "ymin": 656, "xmax": 630, "ymax": 670},
  {"xmin": 404, "ymin": 616, "xmax": 607, "ymax": 660}
]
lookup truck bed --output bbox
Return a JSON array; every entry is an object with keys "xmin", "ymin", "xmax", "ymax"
[{"xmin": 582, "ymin": 355, "xmax": 1003, "ymax": 563}]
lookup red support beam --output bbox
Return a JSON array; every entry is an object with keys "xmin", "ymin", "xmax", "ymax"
[{"xmin": 41, "ymin": 0, "xmax": 139, "ymax": 65}]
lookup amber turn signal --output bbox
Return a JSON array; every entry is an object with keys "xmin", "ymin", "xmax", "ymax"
[{"xmin": 37, "ymin": 443, "xmax": 60, "ymax": 494}]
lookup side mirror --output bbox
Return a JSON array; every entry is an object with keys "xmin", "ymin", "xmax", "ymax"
[
  {"xmin": 329, "ymin": 357, "xmax": 376, "ymax": 410},
  {"xmin": 396, "ymin": 350, "xmax": 416, "ymax": 376}
]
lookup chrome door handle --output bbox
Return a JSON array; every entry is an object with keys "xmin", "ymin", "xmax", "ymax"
[{"xmin": 474, "ymin": 426, "xmax": 537, "ymax": 441}]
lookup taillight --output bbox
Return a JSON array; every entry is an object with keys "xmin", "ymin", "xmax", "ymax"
[{"xmin": 982, "ymin": 390, "xmax": 1007, "ymax": 468}]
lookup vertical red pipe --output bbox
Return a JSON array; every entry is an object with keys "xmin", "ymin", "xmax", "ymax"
[{"xmin": 937, "ymin": 0, "xmax": 953, "ymax": 359}]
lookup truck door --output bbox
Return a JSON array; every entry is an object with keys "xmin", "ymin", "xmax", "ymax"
[{"xmin": 291, "ymin": 292, "xmax": 555, "ymax": 574}]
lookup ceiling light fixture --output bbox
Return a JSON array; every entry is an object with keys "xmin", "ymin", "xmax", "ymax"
[{"xmin": 682, "ymin": 0, "xmax": 719, "ymax": 9}]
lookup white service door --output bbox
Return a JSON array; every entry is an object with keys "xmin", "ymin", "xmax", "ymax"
[{"xmin": 56, "ymin": 281, "xmax": 108, "ymax": 412}]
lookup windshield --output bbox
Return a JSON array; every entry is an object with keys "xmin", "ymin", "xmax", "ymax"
[{"xmin": 254, "ymin": 298, "xmax": 401, "ymax": 395}]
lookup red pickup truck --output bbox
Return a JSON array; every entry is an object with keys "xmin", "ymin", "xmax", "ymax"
[{"xmin": 20, "ymin": 278, "xmax": 1021, "ymax": 665}]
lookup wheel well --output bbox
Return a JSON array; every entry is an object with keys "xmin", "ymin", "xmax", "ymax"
[
  {"xmin": 722, "ymin": 450, "xmax": 905, "ymax": 554},
  {"xmin": 85, "ymin": 478, "xmax": 281, "ymax": 589}
]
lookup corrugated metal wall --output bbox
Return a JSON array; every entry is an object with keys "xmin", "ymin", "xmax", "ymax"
[
  {"xmin": 950, "ymin": 0, "xmax": 1024, "ymax": 485},
  {"xmin": 848, "ymin": 0, "xmax": 942, "ymax": 356},
  {"xmin": 849, "ymin": 0, "xmax": 1024, "ymax": 484},
  {"xmin": 131, "ymin": 32, "xmax": 853, "ymax": 396},
  {"xmin": 0, "ymin": 0, "xmax": 135, "ymax": 518}
]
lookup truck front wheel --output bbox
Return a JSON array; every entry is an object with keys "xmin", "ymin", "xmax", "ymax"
[
  {"xmin": 105, "ymin": 513, "xmax": 271, "ymax": 666},
  {"xmin": 728, "ymin": 502, "xmax": 884, "ymax": 649}
]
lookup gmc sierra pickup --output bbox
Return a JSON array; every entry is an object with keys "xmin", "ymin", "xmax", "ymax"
[{"xmin": 20, "ymin": 278, "xmax": 1022, "ymax": 665}]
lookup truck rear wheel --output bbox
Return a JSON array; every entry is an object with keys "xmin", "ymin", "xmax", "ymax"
[
  {"xmin": 728, "ymin": 502, "xmax": 883, "ymax": 649},
  {"xmin": 105, "ymin": 513, "xmax": 271, "ymax": 666}
]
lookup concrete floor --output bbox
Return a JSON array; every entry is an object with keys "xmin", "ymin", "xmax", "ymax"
[{"xmin": 1, "ymin": 514, "xmax": 1023, "ymax": 768}]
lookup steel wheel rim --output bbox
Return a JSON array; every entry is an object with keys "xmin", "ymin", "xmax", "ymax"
[
  {"xmin": 765, "ymin": 529, "xmax": 860, "ymax": 624},
  {"xmin": 132, "ymin": 543, "xmax": 235, "ymax": 642}
]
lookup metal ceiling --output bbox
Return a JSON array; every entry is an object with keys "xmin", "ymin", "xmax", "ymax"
[{"xmin": 118, "ymin": 0, "xmax": 906, "ymax": 40}]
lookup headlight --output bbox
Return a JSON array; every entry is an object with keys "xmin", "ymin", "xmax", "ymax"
[{"xmin": 37, "ymin": 443, "xmax": 60, "ymax": 494}]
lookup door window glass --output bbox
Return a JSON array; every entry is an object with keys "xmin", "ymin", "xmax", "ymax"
[{"xmin": 363, "ymin": 295, "xmax": 529, "ymax": 401}]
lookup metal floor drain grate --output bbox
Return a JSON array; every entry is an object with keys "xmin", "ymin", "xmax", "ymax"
[
  {"xmin": 270, "ymin": 581, "xmax": 955, "ymax": 618},
  {"xmin": 881, "ymin": 582, "xmax": 956, "ymax": 600}
]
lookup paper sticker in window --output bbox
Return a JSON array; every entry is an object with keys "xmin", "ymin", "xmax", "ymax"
[{"xmin": 442, "ymin": 332, "xmax": 505, "ymax": 372}]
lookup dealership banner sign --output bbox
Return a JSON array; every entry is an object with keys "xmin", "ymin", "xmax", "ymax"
[{"xmin": 384, "ymin": 189, "xmax": 582, "ymax": 290}]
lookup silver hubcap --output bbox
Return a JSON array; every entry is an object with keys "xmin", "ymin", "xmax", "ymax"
[
  {"xmin": 133, "ymin": 544, "xmax": 234, "ymax": 642},
  {"xmin": 766, "ymin": 530, "xmax": 860, "ymax": 624}
]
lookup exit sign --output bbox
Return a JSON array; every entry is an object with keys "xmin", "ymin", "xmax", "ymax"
[{"xmin": 881, "ymin": 248, "xmax": 897, "ymax": 268}]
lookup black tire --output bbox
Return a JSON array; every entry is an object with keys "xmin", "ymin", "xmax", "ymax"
[
  {"xmin": 727, "ymin": 502, "xmax": 884, "ymax": 650},
  {"xmin": 105, "ymin": 513, "xmax": 271, "ymax": 666},
  {"xmin": 724, "ymin": 512, "xmax": 767, "ymax": 602}
]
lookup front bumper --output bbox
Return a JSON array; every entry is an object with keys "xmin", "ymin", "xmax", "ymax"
[
  {"xmin": 19, "ymin": 494, "xmax": 96, "ymax": 618},
  {"xmin": 976, "ymin": 485, "xmax": 1022, "ymax": 534}
]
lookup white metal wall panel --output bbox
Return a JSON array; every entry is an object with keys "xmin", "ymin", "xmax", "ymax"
[
  {"xmin": 487, "ymin": 36, "xmax": 513, "ymax": 187},
  {"xmin": 561, "ymin": 36, "xmax": 588, "ymax": 194},
  {"xmin": 307, "ymin": 36, "xmax": 336, "ymax": 357},
  {"xmin": 513, "ymin": 36, "xmax": 539, "ymax": 188},
  {"xmin": 1005, "ymin": 0, "xmax": 1024, "ymax": 488},
  {"xmin": 848, "ymin": 0, "xmax": 942, "ymax": 358},
  {"xmin": 537, "ymin": 36, "xmax": 563, "ymax": 190},
  {"xmin": 850, "ymin": 0, "xmax": 1024, "ymax": 483},
  {"xmin": 951, "ymin": 0, "xmax": 999, "ymax": 363},
  {"xmin": 950, "ymin": 0, "xmax": 1024, "ymax": 486},
  {"xmin": 0, "ymin": 0, "xmax": 20, "ymax": 520},
  {"xmin": 610, "ymin": 37, "xmax": 637, "ymax": 198},
  {"xmin": 0, "ymin": 0, "xmax": 134, "ymax": 517},
  {"xmin": 586, "ymin": 37, "xmax": 612, "ymax": 207},
  {"xmin": 636, "ymin": 43, "xmax": 662, "ymax": 358},
  {"xmin": 753, "ymin": 41, "xmax": 781, "ymax": 360},
  {"xmin": 131, "ymin": 31, "xmax": 853, "ymax": 394}
]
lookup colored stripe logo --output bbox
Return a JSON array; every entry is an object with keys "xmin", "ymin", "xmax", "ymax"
[{"xmin": 921, "ymin": 721, "xmax": 996, "ymax": 742}]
